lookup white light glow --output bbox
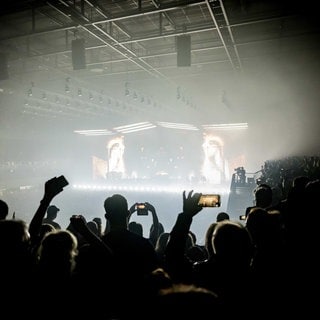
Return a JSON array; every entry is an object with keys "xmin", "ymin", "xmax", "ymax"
[
  {"xmin": 202, "ymin": 123, "xmax": 248, "ymax": 130},
  {"xmin": 117, "ymin": 125, "xmax": 157, "ymax": 133},
  {"xmin": 74, "ymin": 129, "xmax": 115, "ymax": 136},
  {"xmin": 157, "ymin": 121, "xmax": 199, "ymax": 131},
  {"xmin": 72, "ymin": 183, "xmax": 230, "ymax": 195}
]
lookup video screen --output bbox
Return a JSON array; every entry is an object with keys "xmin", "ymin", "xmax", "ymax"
[{"xmin": 88, "ymin": 126, "xmax": 246, "ymax": 186}]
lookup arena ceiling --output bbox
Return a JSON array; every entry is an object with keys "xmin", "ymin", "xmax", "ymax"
[{"xmin": 0, "ymin": 0, "xmax": 320, "ymax": 133}]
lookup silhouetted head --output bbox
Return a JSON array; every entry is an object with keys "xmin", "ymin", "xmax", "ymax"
[
  {"xmin": 305, "ymin": 179, "xmax": 320, "ymax": 212},
  {"xmin": 0, "ymin": 199, "xmax": 9, "ymax": 220},
  {"xmin": 87, "ymin": 220, "xmax": 99, "ymax": 236},
  {"xmin": 39, "ymin": 223, "xmax": 55, "ymax": 240},
  {"xmin": 254, "ymin": 185, "xmax": 272, "ymax": 208},
  {"xmin": 212, "ymin": 220, "xmax": 254, "ymax": 266},
  {"xmin": 216, "ymin": 211, "xmax": 230, "ymax": 222},
  {"xmin": 0, "ymin": 219, "xmax": 31, "ymax": 277},
  {"xmin": 149, "ymin": 222, "xmax": 165, "ymax": 237},
  {"xmin": 204, "ymin": 222, "xmax": 218, "ymax": 257},
  {"xmin": 104, "ymin": 194, "xmax": 130, "ymax": 227},
  {"xmin": 0, "ymin": 219, "xmax": 30, "ymax": 252},
  {"xmin": 46, "ymin": 205, "xmax": 60, "ymax": 220},
  {"xmin": 152, "ymin": 284, "xmax": 220, "ymax": 319},
  {"xmin": 293, "ymin": 176, "xmax": 311, "ymax": 190},
  {"xmin": 155, "ymin": 232, "xmax": 170, "ymax": 254},
  {"xmin": 38, "ymin": 229, "xmax": 78, "ymax": 272},
  {"xmin": 128, "ymin": 221, "xmax": 143, "ymax": 236}
]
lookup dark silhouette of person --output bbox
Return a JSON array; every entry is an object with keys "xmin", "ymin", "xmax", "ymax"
[
  {"xmin": 0, "ymin": 219, "xmax": 35, "ymax": 317},
  {"xmin": 128, "ymin": 221, "xmax": 143, "ymax": 236},
  {"xmin": 101, "ymin": 194, "xmax": 160, "ymax": 318},
  {"xmin": 42, "ymin": 205, "xmax": 61, "ymax": 229},
  {"xmin": 216, "ymin": 211, "xmax": 230, "ymax": 222},
  {"xmin": 34, "ymin": 228, "xmax": 79, "ymax": 317},
  {"xmin": 245, "ymin": 207, "xmax": 286, "ymax": 315},
  {"xmin": 92, "ymin": 217, "xmax": 103, "ymax": 237},
  {"xmin": 164, "ymin": 190, "xmax": 204, "ymax": 284},
  {"xmin": 147, "ymin": 283, "xmax": 222, "ymax": 319},
  {"xmin": 245, "ymin": 184, "xmax": 273, "ymax": 217},
  {"xmin": 165, "ymin": 190, "xmax": 255, "ymax": 317},
  {"xmin": 86, "ymin": 220, "xmax": 99, "ymax": 237},
  {"xmin": 129, "ymin": 201, "xmax": 162, "ymax": 247},
  {"xmin": 36, "ymin": 229, "xmax": 78, "ymax": 281},
  {"xmin": 68, "ymin": 214, "xmax": 114, "ymax": 319},
  {"xmin": 0, "ymin": 199, "xmax": 9, "ymax": 220},
  {"xmin": 155, "ymin": 232, "xmax": 171, "ymax": 267}
]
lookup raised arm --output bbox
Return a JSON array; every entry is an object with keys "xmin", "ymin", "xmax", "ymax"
[
  {"xmin": 164, "ymin": 190, "xmax": 203, "ymax": 282},
  {"xmin": 145, "ymin": 202, "xmax": 160, "ymax": 247},
  {"xmin": 70, "ymin": 215, "xmax": 113, "ymax": 256},
  {"xmin": 29, "ymin": 176, "xmax": 67, "ymax": 242}
]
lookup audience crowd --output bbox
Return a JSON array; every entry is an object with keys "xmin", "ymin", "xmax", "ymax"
[{"xmin": 0, "ymin": 155, "xmax": 319, "ymax": 319}]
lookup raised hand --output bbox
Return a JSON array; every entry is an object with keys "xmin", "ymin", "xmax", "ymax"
[
  {"xmin": 145, "ymin": 202, "xmax": 155, "ymax": 213},
  {"xmin": 182, "ymin": 190, "xmax": 203, "ymax": 218},
  {"xmin": 29, "ymin": 176, "xmax": 68, "ymax": 241},
  {"xmin": 70, "ymin": 214, "xmax": 88, "ymax": 234},
  {"xmin": 43, "ymin": 176, "xmax": 67, "ymax": 201}
]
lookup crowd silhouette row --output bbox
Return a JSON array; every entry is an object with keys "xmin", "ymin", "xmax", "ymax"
[{"xmin": 0, "ymin": 155, "xmax": 319, "ymax": 319}]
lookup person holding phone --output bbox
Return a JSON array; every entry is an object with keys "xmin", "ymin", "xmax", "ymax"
[{"xmin": 128, "ymin": 201, "xmax": 162, "ymax": 247}]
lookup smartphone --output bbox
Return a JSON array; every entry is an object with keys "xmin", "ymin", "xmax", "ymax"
[
  {"xmin": 56, "ymin": 175, "xmax": 69, "ymax": 189},
  {"xmin": 239, "ymin": 214, "xmax": 247, "ymax": 221},
  {"xmin": 198, "ymin": 194, "xmax": 221, "ymax": 207},
  {"xmin": 136, "ymin": 203, "xmax": 148, "ymax": 215}
]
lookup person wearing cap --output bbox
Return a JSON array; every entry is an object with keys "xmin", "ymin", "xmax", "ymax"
[{"xmin": 43, "ymin": 205, "xmax": 61, "ymax": 229}]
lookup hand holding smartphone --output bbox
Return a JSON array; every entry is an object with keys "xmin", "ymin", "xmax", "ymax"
[
  {"xmin": 43, "ymin": 175, "xmax": 69, "ymax": 201},
  {"xmin": 55, "ymin": 175, "xmax": 69, "ymax": 189},
  {"xmin": 136, "ymin": 203, "xmax": 148, "ymax": 215}
]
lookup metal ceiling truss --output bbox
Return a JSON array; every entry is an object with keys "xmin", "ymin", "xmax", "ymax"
[
  {"xmin": 1, "ymin": 0, "xmax": 319, "ymax": 93},
  {"xmin": 206, "ymin": 0, "xmax": 242, "ymax": 71},
  {"xmin": 1, "ymin": 0, "xmax": 307, "ymax": 80}
]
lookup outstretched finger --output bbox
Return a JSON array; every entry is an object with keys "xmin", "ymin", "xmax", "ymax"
[{"xmin": 187, "ymin": 190, "xmax": 194, "ymax": 199}]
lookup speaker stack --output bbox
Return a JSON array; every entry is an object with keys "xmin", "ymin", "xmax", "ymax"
[
  {"xmin": 177, "ymin": 35, "xmax": 191, "ymax": 67},
  {"xmin": 71, "ymin": 39, "xmax": 86, "ymax": 70}
]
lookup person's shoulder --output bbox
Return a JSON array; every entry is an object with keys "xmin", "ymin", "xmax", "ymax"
[
  {"xmin": 103, "ymin": 230, "xmax": 157, "ymax": 256},
  {"xmin": 125, "ymin": 229, "xmax": 153, "ymax": 244},
  {"xmin": 42, "ymin": 219, "xmax": 61, "ymax": 229},
  {"xmin": 52, "ymin": 222, "xmax": 61, "ymax": 229},
  {"xmin": 245, "ymin": 206, "xmax": 255, "ymax": 215}
]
